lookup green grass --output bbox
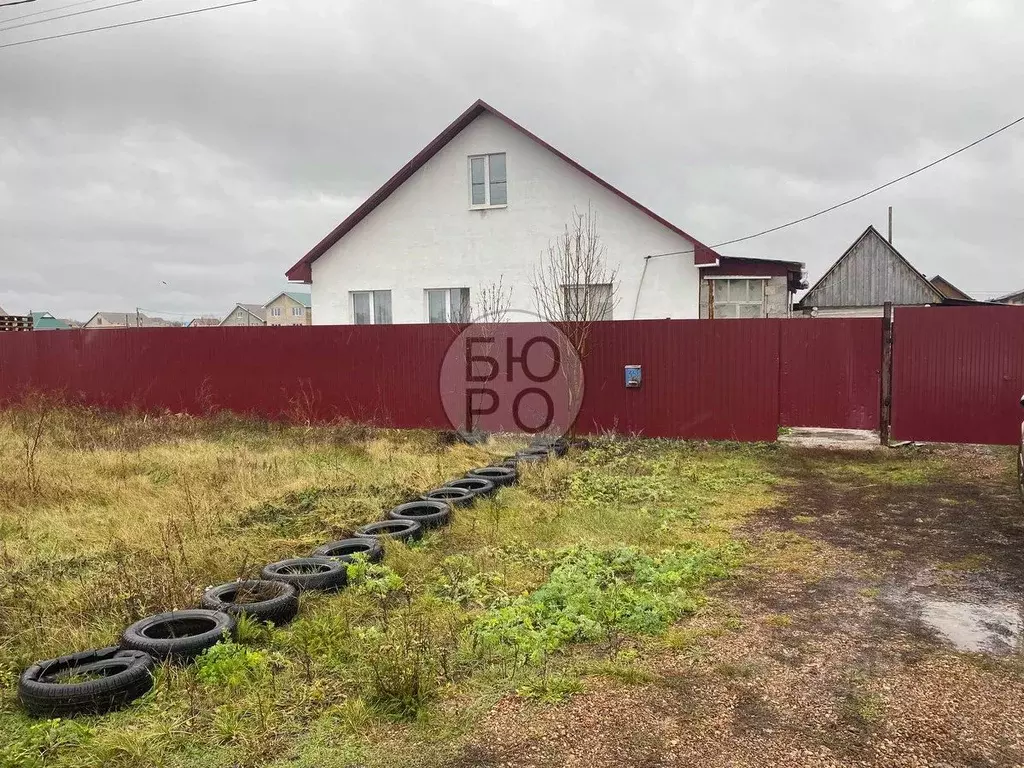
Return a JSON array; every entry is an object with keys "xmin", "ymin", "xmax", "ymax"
[
  {"xmin": 809, "ymin": 451, "xmax": 947, "ymax": 486},
  {"xmin": 0, "ymin": 406, "xmax": 780, "ymax": 768}
]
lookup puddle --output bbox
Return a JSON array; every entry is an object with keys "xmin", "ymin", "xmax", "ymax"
[
  {"xmin": 882, "ymin": 570, "xmax": 1023, "ymax": 654},
  {"xmin": 918, "ymin": 599, "xmax": 1022, "ymax": 653}
]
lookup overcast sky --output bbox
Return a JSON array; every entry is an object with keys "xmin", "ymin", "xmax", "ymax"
[{"xmin": 2, "ymin": 0, "xmax": 1022, "ymax": 320}]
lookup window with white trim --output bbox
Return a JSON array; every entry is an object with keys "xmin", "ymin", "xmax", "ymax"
[
  {"xmin": 561, "ymin": 283, "xmax": 613, "ymax": 321},
  {"xmin": 469, "ymin": 153, "xmax": 506, "ymax": 207},
  {"xmin": 291, "ymin": 306, "xmax": 304, "ymax": 317},
  {"xmin": 426, "ymin": 288, "xmax": 471, "ymax": 324},
  {"xmin": 271, "ymin": 307, "xmax": 282, "ymax": 317},
  {"xmin": 712, "ymin": 279, "xmax": 765, "ymax": 318},
  {"xmin": 351, "ymin": 290, "xmax": 392, "ymax": 325}
]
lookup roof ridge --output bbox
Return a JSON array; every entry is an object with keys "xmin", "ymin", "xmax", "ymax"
[{"xmin": 285, "ymin": 99, "xmax": 722, "ymax": 282}]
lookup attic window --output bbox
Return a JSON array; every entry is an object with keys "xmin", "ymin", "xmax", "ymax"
[{"xmin": 469, "ymin": 153, "xmax": 506, "ymax": 207}]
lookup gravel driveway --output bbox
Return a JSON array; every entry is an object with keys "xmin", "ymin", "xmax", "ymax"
[{"xmin": 453, "ymin": 445, "xmax": 1024, "ymax": 767}]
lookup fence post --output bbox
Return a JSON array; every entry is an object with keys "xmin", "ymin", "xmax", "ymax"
[{"xmin": 880, "ymin": 302, "xmax": 893, "ymax": 445}]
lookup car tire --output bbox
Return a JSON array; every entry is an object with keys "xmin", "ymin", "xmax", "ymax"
[
  {"xmin": 467, "ymin": 465, "xmax": 517, "ymax": 487},
  {"xmin": 531, "ymin": 437, "xmax": 569, "ymax": 457},
  {"xmin": 354, "ymin": 519, "xmax": 423, "ymax": 542},
  {"xmin": 421, "ymin": 486, "xmax": 475, "ymax": 508},
  {"xmin": 201, "ymin": 580, "xmax": 299, "ymax": 625},
  {"xmin": 121, "ymin": 610, "xmax": 235, "ymax": 662},
  {"xmin": 388, "ymin": 499, "xmax": 451, "ymax": 529},
  {"xmin": 515, "ymin": 448, "xmax": 551, "ymax": 464},
  {"xmin": 311, "ymin": 537, "xmax": 384, "ymax": 563},
  {"xmin": 19, "ymin": 647, "xmax": 155, "ymax": 717},
  {"xmin": 443, "ymin": 476, "xmax": 497, "ymax": 498},
  {"xmin": 260, "ymin": 557, "xmax": 348, "ymax": 591}
]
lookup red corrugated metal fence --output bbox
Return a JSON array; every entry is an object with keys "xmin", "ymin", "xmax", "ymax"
[
  {"xmin": 0, "ymin": 320, "xmax": 785, "ymax": 441},
  {"xmin": 891, "ymin": 306, "xmax": 1024, "ymax": 445},
  {"xmin": 779, "ymin": 319, "xmax": 881, "ymax": 430},
  {"xmin": 3, "ymin": 310, "xmax": 1018, "ymax": 444}
]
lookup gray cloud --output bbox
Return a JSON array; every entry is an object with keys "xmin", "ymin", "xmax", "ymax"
[{"xmin": 1, "ymin": 0, "xmax": 1023, "ymax": 319}]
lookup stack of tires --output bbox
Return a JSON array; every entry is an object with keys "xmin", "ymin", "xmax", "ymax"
[{"xmin": 17, "ymin": 443, "xmax": 566, "ymax": 718}]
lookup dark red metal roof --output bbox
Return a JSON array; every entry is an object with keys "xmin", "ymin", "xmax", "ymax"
[
  {"xmin": 700, "ymin": 256, "xmax": 806, "ymax": 292},
  {"xmin": 286, "ymin": 99, "xmax": 724, "ymax": 283}
]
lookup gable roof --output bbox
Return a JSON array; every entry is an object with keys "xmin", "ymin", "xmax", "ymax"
[
  {"xmin": 186, "ymin": 317, "xmax": 221, "ymax": 327},
  {"xmin": 30, "ymin": 311, "xmax": 70, "ymax": 330},
  {"xmin": 238, "ymin": 303, "xmax": 268, "ymax": 318},
  {"xmin": 0, "ymin": 306, "xmax": 6, "ymax": 316},
  {"xmin": 85, "ymin": 311, "xmax": 173, "ymax": 328},
  {"xmin": 218, "ymin": 304, "xmax": 267, "ymax": 326},
  {"xmin": 798, "ymin": 225, "xmax": 944, "ymax": 309},
  {"xmin": 929, "ymin": 275, "xmax": 973, "ymax": 302},
  {"xmin": 286, "ymin": 99, "xmax": 724, "ymax": 283},
  {"xmin": 265, "ymin": 291, "xmax": 312, "ymax": 308},
  {"xmin": 993, "ymin": 288, "xmax": 1024, "ymax": 304}
]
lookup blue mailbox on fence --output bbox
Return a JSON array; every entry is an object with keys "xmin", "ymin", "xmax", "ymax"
[{"xmin": 624, "ymin": 365, "xmax": 642, "ymax": 388}]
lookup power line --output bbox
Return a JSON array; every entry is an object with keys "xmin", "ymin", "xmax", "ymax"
[
  {"xmin": 0, "ymin": 0, "xmax": 145, "ymax": 31},
  {"xmin": 0, "ymin": 0, "xmax": 256, "ymax": 49},
  {"xmin": 0, "ymin": 0, "xmax": 103, "ymax": 24},
  {"xmin": 0, "ymin": 0, "xmax": 104, "ymax": 26},
  {"xmin": 644, "ymin": 110, "xmax": 1024, "ymax": 262},
  {"xmin": 0, "ymin": 0, "xmax": 38, "ymax": 8}
]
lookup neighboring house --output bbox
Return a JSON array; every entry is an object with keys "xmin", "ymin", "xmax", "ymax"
[
  {"xmin": 929, "ymin": 275, "xmax": 973, "ymax": 302},
  {"xmin": 186, "ymin": 317, "xmax": 222, "ymax": 328},
  {"xmin": 698, "ymin": 257, "xmax": 805, "ymax": 319},
  {"xmin": 31, "ymin": 311, "xmax": 70, "ymax": 331},
  {"xmin": 993, "ymin": 288, "xmax": 1024, "ymax": 306},
  {"xmin": 797, "ymin": 226, "xmax": 947, "ymax": 317},
  {"xmin": 220, "ymin": 303, "xmax": 268, "ymax": 327},
  {"xmin": 286, "ymin": 99, "xmax": 800, "ymax": 324},
  {"xmin": 264, "ymin": 292, "xmax": 312, "ymax": 326},
  {"xmin": 84, "ymin": 312, "xmax": 173, "ymax": 329}
]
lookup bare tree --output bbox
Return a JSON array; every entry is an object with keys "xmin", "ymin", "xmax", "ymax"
[
  {"xmin": 532, "ymin": 203, "xmax": 619, "ymax": 358},
  {"xmin": 472, "ymin": 276, "xmax": 513, "ymax": 324},
  {"xmin": 530, "ymin": 204, "xmax": 619, "ymax": 436}
]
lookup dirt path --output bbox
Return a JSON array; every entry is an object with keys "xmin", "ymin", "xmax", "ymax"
[{"xmin": 453, "ymin": 446, "xmax": 1024, "ymax": 767}]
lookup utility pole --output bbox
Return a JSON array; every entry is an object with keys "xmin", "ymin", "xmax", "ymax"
[{"xmin": 887, "ymin": 206, "xmax": 893, "ymax": 244}]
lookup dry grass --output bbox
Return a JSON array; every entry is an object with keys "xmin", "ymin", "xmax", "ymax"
[{"xmin": 0, "ymin": 404, "xmax": 778, "ymax": 768}]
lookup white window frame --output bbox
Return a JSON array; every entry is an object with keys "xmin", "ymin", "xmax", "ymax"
[
  {"xmin": 291, "ymin": 306, "xmax": 304, "ymax": 317},
  {"xmin": 350, "ymin": 290, "xmax": 393, "ymax": 325},
  {"xmin": 425, "ymin": 288, "xmax": 471, "ymax": 324},
  {"xmin": 468, "ymin": 153, "xmax": 507, "ymax": 209},
  {"xmin": 561, "ymin": 283, "xmax": 614, "ymax": 321},
  {"xmin": 706, "ymin": 277, "xmax": 767, "ymax": 319},
  {"xmin": 271, "ymin": 307, "xmax": 282, "ymax": 317}
]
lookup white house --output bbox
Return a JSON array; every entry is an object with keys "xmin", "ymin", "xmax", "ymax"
[{"xmin": 287, "ymin": 100, "xmax": 803, "ymax": 324}]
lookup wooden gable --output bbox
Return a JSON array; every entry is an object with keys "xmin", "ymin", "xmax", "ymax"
[{"xmin": 800, "ymin": 226, "xmax": 944, "ymax": 309}]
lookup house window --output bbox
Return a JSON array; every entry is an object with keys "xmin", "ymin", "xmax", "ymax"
[
  {"xmin": 562, "ymin": 283, "xmax": 613, "ymax": 321},
  {"xmin": 712, "ymin": 279, "xmax": 765, "ymax": 318},
  {"xmin": 469, "ymin": 153, "xmax": 507, "ymax": 207},
  {"xmin": 271, "ymin": 307, "xmax": 282, "ymax": 317},
  {"xmin": 291, "ymin": 306, "xmax": 304, "ymax": 317},
  {"xmin": 351, "ymin": 290, "xmax": 392, "ymax": 325},
  {"xmin": 426, "ymin": 288, "xmax": 471, "ymax": 324}
]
